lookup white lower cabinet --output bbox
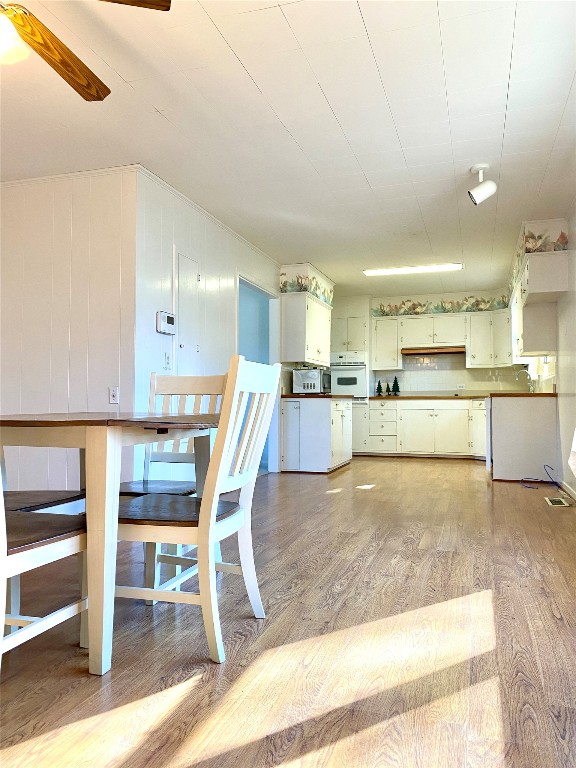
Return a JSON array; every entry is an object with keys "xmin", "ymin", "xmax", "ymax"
[
  {"xmin": 281, "ymin": 398, "xmax": 352, "ymax": 472},
  {"xmin": 397, "ymin": 401, "xmax": 477, "ymax": 456},
  {"xmin": 367, "ymin": 400, "xmax": 397, "ymax": 453},
  {"xmin": 352, "ymin": 402, "xmax": 369, "ymax": 452},
  {"xmin": 470, "ymin": 401, "xmax": 487, "ymax": 457}
]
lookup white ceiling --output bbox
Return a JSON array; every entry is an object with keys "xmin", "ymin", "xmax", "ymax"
[{"xmin": 1, "ymin": 0, "xmax": 575, "ymax": 295}]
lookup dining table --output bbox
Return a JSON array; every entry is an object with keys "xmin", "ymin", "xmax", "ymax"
[{"xmin": 0, "ymin": 411, "xmax": 219, "ymax": 675}]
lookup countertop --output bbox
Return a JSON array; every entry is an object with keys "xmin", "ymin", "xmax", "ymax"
[{"xmin": 368, "ymin": 391, "xmax": 556, "ymax": 400}]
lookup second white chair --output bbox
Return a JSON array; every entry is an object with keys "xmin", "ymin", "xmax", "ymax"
[{"xmin": 115, "ymin": 355, "xmax": 280, "ymax": 663}]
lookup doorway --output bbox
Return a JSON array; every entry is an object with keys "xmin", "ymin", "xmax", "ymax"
[{"xmin": 238, "ymin": 278, "xmax": 274, "ymax": 471}]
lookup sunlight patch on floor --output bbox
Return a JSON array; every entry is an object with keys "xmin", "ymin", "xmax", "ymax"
[
  {"xmin": 0, "ymin": 675, "xmax": 202, "ymax": 768},
  {"xmin": 356, "ymin": 484, "xmax": 375, "ymax": 489},
  {"xmin": 325, "ymin": 488, "xmax": 343, "ymax": 494},
  {"xmin": 175, "ymin": 590, "xmax": 496, "ymax": 763}
]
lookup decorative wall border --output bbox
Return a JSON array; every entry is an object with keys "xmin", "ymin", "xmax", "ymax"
[
  {"xmin": 280, "ymin": 263, "xmax": 334, "ymax": 307},
  {"xmin": 371, "ymin": 294, "xmax": 508, "ymax": 317}
]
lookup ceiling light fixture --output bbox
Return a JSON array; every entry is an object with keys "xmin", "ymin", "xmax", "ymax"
[
  {"xmin": 468, "ymin": 163, "xmax": 497, "ymax": 205},
  {"xmin": 363, "ymin": 263, "xmax": 463, "ymax": 277}
]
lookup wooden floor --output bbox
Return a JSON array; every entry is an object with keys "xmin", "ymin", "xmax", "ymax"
[{"xmin": 2, "ymin": 457, "xmax": 576, "ymax": 768}]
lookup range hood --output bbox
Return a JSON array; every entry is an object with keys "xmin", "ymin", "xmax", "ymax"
[{"xmin": 401, "ymin": 346, "xmax": 466, "ymax": 356}]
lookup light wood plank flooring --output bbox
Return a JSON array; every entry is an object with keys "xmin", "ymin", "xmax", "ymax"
[{"xmin": 2, "ymin": 457, "xmax": 576, "ymax": 768}]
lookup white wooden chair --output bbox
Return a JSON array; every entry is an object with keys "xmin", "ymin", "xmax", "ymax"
[
  {"xmin": 115, "ymin": 355, "xmax": 281, "ymax": 663},
  {"xmin": 120, "ymin": 372, "xmax": 226, "ymax": 497},
  {"xmin": 0, "ymin": 486, "xmax": 88, "ymax": 671},
  {"xmin": 3, "ymin": 490, "xmax": 86, "ymax": 635}
]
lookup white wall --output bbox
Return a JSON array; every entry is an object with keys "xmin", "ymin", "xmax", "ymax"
[
  {"xmin": 556, "ymin": 203, "xmax": 576, "ymax": 496},
  {"xmin": 0, "ymin": 165, "xmax": 279, "ymax": 489},
  {"xmin": 0, "ymin": 169, "xmax": 137, "ymax": 490}
]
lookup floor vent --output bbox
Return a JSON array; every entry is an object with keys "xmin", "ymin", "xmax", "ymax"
[{"xmin": 544, "ymin": 497, "xmax": 570, "ymax": 507}]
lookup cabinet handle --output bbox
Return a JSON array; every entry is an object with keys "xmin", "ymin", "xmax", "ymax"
[{"xmin": 472, "ymin": 354, "xmax": 476, "ymax": 359}]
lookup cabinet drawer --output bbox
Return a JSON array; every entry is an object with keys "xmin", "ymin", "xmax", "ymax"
[
  {"xmin": 369, "ymin": 400, "xmax": 397, "ymax": 412},
  {"xmin": 367, "ymin": 435, "xmax": 397, "ymax": 452},
  {"xmin": 471, "ymin": 399, "xmax": 487, "ymax": 410},
  {"xmin": 369, "ymin": 421, "xmax": 397, "ymax": 436}
]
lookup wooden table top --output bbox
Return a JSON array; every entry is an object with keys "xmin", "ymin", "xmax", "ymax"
[{"xmin": 0, "ymin": 412, "xmax": 220, "ymax": 429}]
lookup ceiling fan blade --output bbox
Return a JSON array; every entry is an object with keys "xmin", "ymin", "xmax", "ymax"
[
  {"xmin": 3, "ymin": 5, "xmax": 110, "ymax": 101},
  {"xmin": 99, "ymin": 0, "xmax": 171, "ymax": 10}
]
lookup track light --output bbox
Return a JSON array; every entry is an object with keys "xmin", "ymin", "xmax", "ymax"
[{"xmin": 468, "ymin": 163, "xmax": 497, "ymax": 205}]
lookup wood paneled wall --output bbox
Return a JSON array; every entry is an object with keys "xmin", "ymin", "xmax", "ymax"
[{"xmin": 0, "ymin": 165, "xmax": 279, "ymax": 490}]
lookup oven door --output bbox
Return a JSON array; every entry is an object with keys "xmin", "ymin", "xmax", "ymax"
[{"xmin": 330, "ymin": 365, "xmax": 368, "ymax": 398}]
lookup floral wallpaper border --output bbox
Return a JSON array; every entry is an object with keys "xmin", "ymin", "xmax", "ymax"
[
  {"xmin": 280, "ymin": 263, "xmax": 334, "ymax": 307},
  {"xmin": 371, "ymin": 295, "xmax": 509, "ymax": 317}
]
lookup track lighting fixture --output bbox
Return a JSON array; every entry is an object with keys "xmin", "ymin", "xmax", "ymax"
[{"xmin": 468, "ymin": 164, "xmax": 497, "ymax": 205}]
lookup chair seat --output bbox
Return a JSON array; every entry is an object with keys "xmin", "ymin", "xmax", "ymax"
[
  {"xmin": 119, "ymin": 480, "xmax": 196, "ymax": 496},
  {"xmin": 7, "ymin": 511, "xmax": 86, "ymax": 555},
  {"xmin": 118, "ymin": 494, "xmax": 239, "ymax": 526},
  {"xmin": 4, "ymin": 490, "xmax": 86, "ymax": 513}
]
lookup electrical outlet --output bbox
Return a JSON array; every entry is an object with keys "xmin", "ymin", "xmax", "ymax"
[
  {"xmin": 164, "ymin": 352, "xmax": 172, "ymax": 370},
  {"xmin": 456, "ymin": 384, "xmax": 465, "ymax": 390},
  {"xmin": 109, "ymin": 386, "xmax": 119, "ymax": 404}
]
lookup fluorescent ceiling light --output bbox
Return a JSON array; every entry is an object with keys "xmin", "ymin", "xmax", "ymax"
[{"xmin": 363, "ymin": 263, "xmax": 463, "ymax": 277}]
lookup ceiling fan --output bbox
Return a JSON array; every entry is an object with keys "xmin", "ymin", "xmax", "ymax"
[{"xmin": 0, "ymin": 0, "xmax": 171, "ymax": 101}]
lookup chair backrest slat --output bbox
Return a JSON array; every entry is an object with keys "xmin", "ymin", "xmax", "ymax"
[{"xmin": 145, "ymin": 373, "xmax": 227, "ymax": 460}]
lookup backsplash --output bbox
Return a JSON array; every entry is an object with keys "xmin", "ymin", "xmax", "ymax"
[{"xmin": 373, "ymin": 354, "xmax": 528, "ymax": 394}]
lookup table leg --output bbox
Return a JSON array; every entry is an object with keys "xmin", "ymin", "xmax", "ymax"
[
  {"xmin": 194, "ymin": 433, "xmax": 211, "ymax": 498},
  {"xmin": 85, "ymin": 426, "xmax": 122, "ymax": 675}
]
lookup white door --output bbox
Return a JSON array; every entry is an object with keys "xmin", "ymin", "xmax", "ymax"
[
  {"xmin": 347, "ymin": 317, "xmax": 366, "ymax": 352},
  {"xmin": 470, "ymin": 410, "xmax": 487, "ymax": 456},
  {"xmin": 352, "ymin": 403, "xmax": 369, "ymax": 452},
  {"xmin": 398, "ymin": 409, "xmax": 435, "ymax": 452},
  {"xmin": 281, "ymin": 401, "xmax": 301, "ymax": 470},
  {"xmin": 331, "ymin": 317, "xmax": 348, "ymax": 353},
  {"xmin": 176, "ymin": 254, "xmax": 200, "ymax": 374},
  {"xmin": 372, "ymin": 318, "xmax": 400, "ymax": 369},
  {"xmin": 492, "ymin": 311, "xmax": 512, "ymax": 367},
  {"xmin": 399, "ymin": 316, "xmax": 434, "ymax": 346},
  {"xmin": 468, "ymin": 314, "xmax": 493, "ymax": 367},
  {"xmin": 433, "ymin": 314, "xmax": 466, "ymax": 345},
  {"xmin": 434, "ymin": 409, "xmax": 470, "ymax": 454}
]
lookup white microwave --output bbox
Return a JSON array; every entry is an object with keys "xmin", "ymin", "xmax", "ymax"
[
  {"xmin": 292, "ymin": 368, "xmax": 330, "ymax": 394},
  {"xmin": 330, "ymin": 364, "xmax": 368, "ymax": 398}
]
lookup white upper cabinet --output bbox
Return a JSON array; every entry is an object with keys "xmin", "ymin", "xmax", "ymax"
[
  {"xmin": 466, "ymin": 313, "xmax": 493, "ymax": 367},
  {"xmin": 521, "ymin": 251, "xmax": 572, "ymax": 304},
  {"xmin": 398, "ymin": 316, "xmax": 434, "ymax": 347},
  {"xmin": 432, "ymin": 314, "xmax": 467, "ymax": 345},
  {"xmin": 281, "ymin": 293, "xmax": 331, "ymax": 367},
  {"xmin": 398, "ymin": 314, "xmax": 466, "ymax": 347},
  {"xmin": 372, "ymin": 317, "xmax": 401, "ymax": 370},
  {"xmin": 331, "ymin": 316, "xmax": 367, "ymax": 353},
  {"xmin": 492, "ymin": 310, "xmax": 512, "ymax": 367}
]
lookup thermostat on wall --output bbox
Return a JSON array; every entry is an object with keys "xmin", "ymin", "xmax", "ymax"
[{"xmin": 156, "ymin": 311, "xmax": 176, "ymax": 335}]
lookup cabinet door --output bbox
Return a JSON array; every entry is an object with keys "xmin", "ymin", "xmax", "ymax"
[
  {"xmin": 347, "ymin": 317, "xmax": 366, "ymax": 352},
  {"xmin": 470, "ymin": 410, "xmax": 487, "ymax": 456},
  {"xmin": 433, "ymin": 314, "xmax": 466, "ymax": 345},
  {"xmin": 342, "ymin": 403, "xmax": 353, "ymax": 461},
  {"xmin": 372, "ymin": 318, "xmax": 400, "ymax": 369},
  {"xmin": 352, "ymin": 403, "xmax": 369, "ymax": 452},
  {"xmin": 434, "ymin": 409, "xmax": 470, "ymax": 454},
  {"xmin": 331, "ymin": 317, "xmax": 348, "ymax": 354},
  {"xmin": 399, "ymin": 316, "xmax": 434, "ymax": 346},
  {"xmin": 281, "ymin": 401, "xmax": 300, "ymax": 470},
  {"xmin": 306, "ymin": 297, "xmax": 331, "ymax": 367},
  {"xmin": 398, "ymin": 409, "xmax": 435, "ymax": 452},
  {"xmin": 492, "ymin": 311, "xmax": 512, "ymax": 367},
  {"xmin": 330, "ymin": 403, "xmax": 344, "ymax": 467},
  {"xmin": 467, "ymin": 313, "xmax": 493, "ymax": 367}
]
